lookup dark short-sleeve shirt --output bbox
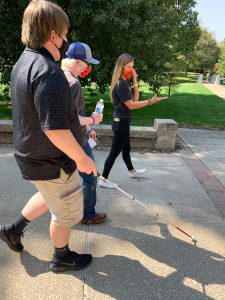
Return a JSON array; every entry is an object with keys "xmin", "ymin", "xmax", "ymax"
[
  {"xmin": 63, "ymin": 70, "xmax": 86, "ymax": 145},
  {"xmin": 11, "ymin": 47, "xmax": 83, "ymax": 180},
  {"xmin": 112, "ymin": 79, "xmax": 132, "ymax": 119}
]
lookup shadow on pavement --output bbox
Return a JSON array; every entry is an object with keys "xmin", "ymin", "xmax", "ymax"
[
  {"xmin": 81, "ymin": 223, "xmax": 225, "ymax": 299},
  {"xmin": 85, "ymin": 255, "xmax": 214, "ymax": 300},
  {"xmin": 20, "ymin": 250, "xmax": 50, "ymax": 277}
]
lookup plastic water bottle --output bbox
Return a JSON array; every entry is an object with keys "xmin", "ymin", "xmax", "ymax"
[{"xmin": 95, "ymin": 99, "xmax": 104, "ymax": 114}]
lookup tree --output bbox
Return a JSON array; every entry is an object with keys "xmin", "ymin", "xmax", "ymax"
[
  {"xmin": 218, "ymin": 39, "xmax": 225, "ymax": 76},
  {"xmin": 174, "ymin": 4, "xmax": 200, "ymax": 76},
  {"xmin": 57, "ymin": 0, "xmax": 200, "ymax": 92},
  {"xmin": 0, "ymin": 0, "xmax": 200, "ymax": 97},
  {"xmin": 191, "ymin": 28, "xmax": 220, "ymax": 73},
  {"xmin": 0, "ymin": 0, "xmax": 27, "ymax": 98}
]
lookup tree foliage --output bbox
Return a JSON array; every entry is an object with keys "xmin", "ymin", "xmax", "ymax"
[
  {"xmin": 218, "ymin": 39, "xmax": 225, "ymax": 76},
  {"xmin": 174, "ymin": 6, "xmax": 200, "ymax": 75},
  {"xmin": 191, "ymin": 28, "xmax": 220, "ymax": 73},
  {"xmin": 0, "ymin": 0, "xmax": 200, "ymax": 97},
  {"xmin": 0, "ymin": 0, "xmax": 28, "ymax": 97},
  {"xmin": 58, "ymin": 0, "xmax": 200, "ymax": 92}
]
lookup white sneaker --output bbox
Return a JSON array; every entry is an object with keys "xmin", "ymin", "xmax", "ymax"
[
  {"xmin": 98, "ymin": 178, "xmax": 118, "ymax": 189},
  {"xmin": 129, "ymin": 169, "xmax": 146, "ymax": 178}
]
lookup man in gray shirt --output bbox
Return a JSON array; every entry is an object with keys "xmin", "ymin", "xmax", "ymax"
[{"xmin": 62, "ymin": 42, "xmax": 107, "ymax": 224}]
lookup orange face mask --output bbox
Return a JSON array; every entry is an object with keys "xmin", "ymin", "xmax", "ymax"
[
  {"xmin": 80, "ymin": 65, "xmax": 92, "ymax": 78},
  {"xmin": 122, "ymin": 69, "xmax": 133, "ymax": 80}
]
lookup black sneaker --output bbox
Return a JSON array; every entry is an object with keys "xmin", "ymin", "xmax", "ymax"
[
  {"xmin": 0, "ymin": 225, "xmax": 24, "ymax": 252},
  {"xmin": 49, "ymin": 250, "xmax": 92, "ymax": 273}
]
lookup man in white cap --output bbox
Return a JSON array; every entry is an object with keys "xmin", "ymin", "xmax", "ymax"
[{"xmin": 61, "ymin": 42, "xmax": 107, "ymax": 224}]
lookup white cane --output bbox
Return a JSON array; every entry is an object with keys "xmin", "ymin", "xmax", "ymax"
[{"xmin": 97, "ymin": 173, "xmax": 197, "ymax": 245}]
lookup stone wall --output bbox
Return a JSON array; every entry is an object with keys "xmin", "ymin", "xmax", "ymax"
[
  {"xmin": 0, "ymin": 119, "xmax": 178, "ymax": 151},
  {"xmin": 0, "ymin": 120, "xmax": 13, "ymax": 144}
]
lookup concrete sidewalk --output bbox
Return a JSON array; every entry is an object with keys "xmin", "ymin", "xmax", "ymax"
[
  {"xmin": 203, "ymin": 83, "xmax": 225, "ymax": 100},
  {"xmin": 0, "ymin": 129, "xmax": 225, "ymax": 300}
]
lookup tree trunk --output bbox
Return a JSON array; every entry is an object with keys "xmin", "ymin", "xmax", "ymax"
[
  {"xmin": 185, "ymin": 62, "xmax": 189, "ymax": 77},
  {"xmin": 168, "ymin": 84, "xmax": 171, "ymax": 96}
]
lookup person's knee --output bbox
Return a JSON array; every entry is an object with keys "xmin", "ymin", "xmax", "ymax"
[
  {"xmin": 82, "ymin": 173, "xmax": 97, "ymax": 185},
  {"xmin": 52, "ymin": 203, "xmax": 83, "ymax": 227},
  {"xmin": 52, "ymin": 214, "xmax": 82, "ymax": 227},
  {"xmin": 122, "ymin": 144, "xmax": 131, "ymax": 153},
  {"xmin": 52, "ymin": 187, "xmax": 84, "ymax": 227}
]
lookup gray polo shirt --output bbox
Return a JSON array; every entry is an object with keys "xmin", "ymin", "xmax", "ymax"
[
  {"xmin": 63, "ymin": 70, "xmax": 87, "ymax": 145},
  {"xmin": 11, "ymin": 47, "xmax": 83, "ymax": 180}
]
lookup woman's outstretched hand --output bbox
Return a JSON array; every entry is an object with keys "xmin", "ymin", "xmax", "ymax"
[{"xmin": 149, "ymin": 94, "xmax": 168, "ymax": 105}]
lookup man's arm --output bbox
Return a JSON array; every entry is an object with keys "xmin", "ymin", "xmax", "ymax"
[
  {"xmin": 78, "ymin": 113, "xmax": 103, "ymax": 126},
  {"xmin": 44, "ymin": 129, "xmax": 97, "ymax": 175}
]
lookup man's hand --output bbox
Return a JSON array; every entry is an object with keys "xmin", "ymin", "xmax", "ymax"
[
  {"xmin": 150, "ymin": 94, "xmax": 168, "ymax": 105},
  {"xmin": 89, "ymin": 130, "xmax": 97, "ymax": 140},
  {"xmin": 91, "ymin": 112, "xmax": 103, "ymax": 124},
  {"xmin": 76, "ymin": 155, "xmax": 97, "ymax": 176}
]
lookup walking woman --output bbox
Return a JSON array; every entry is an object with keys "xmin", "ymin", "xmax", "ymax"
[{"xmin": 99, "ymin": 53, "xmax": 167, "ymax": 188}]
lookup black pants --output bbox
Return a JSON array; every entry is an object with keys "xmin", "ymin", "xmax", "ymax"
[{"xmin": 102, "ymin": 118, "xmax": 134, "ymax": 179}]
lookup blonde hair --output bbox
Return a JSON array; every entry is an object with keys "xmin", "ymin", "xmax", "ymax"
[
  {"xmin": 61, "ymin": 58, "xmax": 76, "ymax": 70},
  {"xmin": 110, "ymin": 53, "xmax": 134, "ymax": 101},
  {"xmin": 22, "ymin": 0, "xmax": 69, "ymax": 48}
]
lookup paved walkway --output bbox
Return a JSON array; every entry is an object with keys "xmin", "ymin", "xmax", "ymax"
[
  {"xmin": 0, "ymin": 129, "xmax": 225, "ymax": 299},
  {"xmin": 178, "ymin": 134, "xmax": 225, "ymax": 217},
  {"xmin": 203, "ymin": 83, "xmax": 225, "ymax": 100}
]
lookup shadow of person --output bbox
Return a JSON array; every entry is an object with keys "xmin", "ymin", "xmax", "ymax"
[
  {"xmin": 19, "ymin": 250, "xmax": 90, "ymax": 282},
  {"xmin": 20, "ymin": 250, "xmax": 50, "ymax": 277},
  {"xmin": 83, "ymin": 223, "xmax": 225, "ymax": 298},
  {"xmin": 18, "ymin": 222, "xmax": 225, "ymax": 299},
  {"xmin": 16, "ymin": 247, "xmax": 216, "ymax": 299},
  {"xmin": 0, "ymin": 248, "xmax": 11, "ymax": 268},
  {"xmin": 82, "ymin": 255, "xmax": 214, "ymax": 300},
  {"xmin": 157, "ymin": 223, "xmax": 225, "ymax": 286}
]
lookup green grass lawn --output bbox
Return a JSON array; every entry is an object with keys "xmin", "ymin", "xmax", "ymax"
[
  {"xmin": 0, "ymin": 83, "xmax": 11, "ymax": 119},
  {"xmin": 147, "ymin": 82, "xmax": 225, "ymax": 129},
  {"xmin": 0, "ymin": 102, "xmax": 12, "ymax": 119},
  {"xmin": 1, "ymin": 73, "xmax": 225, "ymax": 129},
  {"xmin": 84, "ymin": 75, "xmax": 225, "ymax": 129}
]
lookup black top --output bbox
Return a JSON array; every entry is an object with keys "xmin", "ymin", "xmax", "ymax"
[
  {"xmin": 112, "ymin": 79, "xmax": 132, "ymax": 119},
  {"xmin": 11, "ymin": 47, "xmax": 83, "ymax": 180}
]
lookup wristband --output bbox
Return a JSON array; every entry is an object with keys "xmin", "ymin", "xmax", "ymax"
[
  {"xmin": 133, "ymin": 83, "xmax": 138, "ymax": 87},
  {"xmin": 91, "ymin": 116, "xmax": 95, "ymax": 125},
  {"xmin": 87, "ymin": 129, "xmax": 93, "ymax": 135}
]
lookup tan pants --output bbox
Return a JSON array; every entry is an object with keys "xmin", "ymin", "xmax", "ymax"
[{"xmin": 31, "ymin": 169, "xmax": 83, "ymax": 227}]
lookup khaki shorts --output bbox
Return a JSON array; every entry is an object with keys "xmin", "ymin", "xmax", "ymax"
[{"xmin": 31, "ymin": 169, "xmax": 83, "ymax": 227}]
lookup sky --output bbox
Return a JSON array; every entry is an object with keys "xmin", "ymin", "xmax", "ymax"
[{"xmin": 195, "ymin": 0, "xmax": 225, "ymax": 43}]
